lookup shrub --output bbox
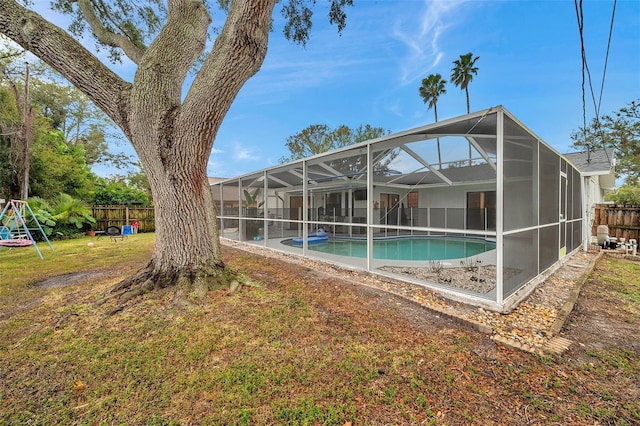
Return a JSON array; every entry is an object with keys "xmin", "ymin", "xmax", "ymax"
[
  {"xmin": 25, "ymin": 197, "xmax": 56, "ymax": 238},
  {"xmin": 606, "ymin": 185, "xmax": 640, "ymax": 206},
  {"xmin": 51, "ymin": 194, "xmax": 96, "ymax": 236}
]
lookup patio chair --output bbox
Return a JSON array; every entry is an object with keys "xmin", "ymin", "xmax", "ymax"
[{"xmin": 106, "ymin": 226, "xmax": 127, "ymax": 242}]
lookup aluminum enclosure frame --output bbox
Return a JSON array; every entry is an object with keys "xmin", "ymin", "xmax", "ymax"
[{"xmin": 211, "ymin": 106, "xmax": 584, "ymax": 312}]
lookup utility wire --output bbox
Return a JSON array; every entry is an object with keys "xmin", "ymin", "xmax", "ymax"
[
  {"xmin": 598, "ymin": 0, "xmax": 617, "ymax": 118},
  {"xmin": 597, "ymin": 0, "xmax": 617, "ymax": 166},
  {"xmin": 575, "ymin": 0, "xmax": 599, "ymax": 126},
  {"xmin": 574, "ymin": 0, "xmax": 587, "ymax": 132},
  {"xmin": 574, "ymin": 0, "xmax": 617, "ymax": 166}
]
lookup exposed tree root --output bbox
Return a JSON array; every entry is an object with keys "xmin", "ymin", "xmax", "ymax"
[{"xmin": 97, "ymin": 261, "xmax": 260, "ymax": 315}]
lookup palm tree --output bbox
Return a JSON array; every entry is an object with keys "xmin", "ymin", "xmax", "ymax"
[
  {"xmin": 451, "ymin": 52, "xmax": 479, "ymax": 166},
  {"xmin": 419, "ymin": 73, "xmax": 447, "ymax": 168},
  {"xmin": 450, "ymin": 52, "xmax": 480, "ymax": 114},
  {"xmin": 419, "ymin": 73, "xmax": 447, "ymax": 122}
]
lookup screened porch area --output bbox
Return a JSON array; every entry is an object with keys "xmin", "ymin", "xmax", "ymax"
[{"xmin": 211, "ymin": 107, "xmax": 583, "ymax": 312}]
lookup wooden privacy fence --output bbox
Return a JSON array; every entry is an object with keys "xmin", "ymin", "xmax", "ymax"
[
  {"xmin": 592, "ymin": 204, "xmax": 640, "ymax": 240},
  {"xmin": 91, "ymin": 206, "xmax": 155, "ymax": 233}
]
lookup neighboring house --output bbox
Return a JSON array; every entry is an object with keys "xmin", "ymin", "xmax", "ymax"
[{"xmin": 563, "ymin": 149, "xmax": 616, "ymax": 249}]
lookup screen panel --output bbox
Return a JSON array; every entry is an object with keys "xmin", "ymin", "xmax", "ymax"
[
  {"xmin": 503, "ymin": 116, "xmax": 538, "ymax": 231},
  {"xmin": 539, "ymin": 144, "xmax": 559, "ymax": 225},
  {"xmin": 503, "ymin": 229, "xmax": 538, "ymax": 298},
  {"xmin": 539, "ymin": 225, "xmax": 559, "ymax": 273}
]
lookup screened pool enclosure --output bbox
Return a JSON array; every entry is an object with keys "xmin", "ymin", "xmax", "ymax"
[{"xmin": 211, "ymin": 106, "xmax": 583, "ymax": 312}]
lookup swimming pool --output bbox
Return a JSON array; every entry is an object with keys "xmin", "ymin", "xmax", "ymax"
[{"xmin": 281, "ymin": 236, "xmax": 495, "ymax": 261}]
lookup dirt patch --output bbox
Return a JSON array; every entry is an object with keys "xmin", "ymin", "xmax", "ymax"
[{"xmin": 33, "ymin": 271, "xmax": 110, "ymax": 289}]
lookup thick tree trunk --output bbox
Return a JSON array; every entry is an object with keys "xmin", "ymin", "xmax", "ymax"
[
  {"xmin": 112, "ymin": 158, "xmax": 225, "ymax": 298},
  {"xmin": 111, "ymin": 0, "xmax": 276, "ymax": 300}
]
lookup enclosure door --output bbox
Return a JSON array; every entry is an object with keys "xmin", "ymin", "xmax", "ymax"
[
  {"xmin": 560, "ymin": 174, "xmax": 567, "ymax": 257},
  {"xmin": 325, "ymin": 192, "xmax": 342, "ymax": 217}
]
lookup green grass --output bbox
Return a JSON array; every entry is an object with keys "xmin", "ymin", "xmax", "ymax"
[
  {"xmin": 598, "ymin": 257, "xmax": 640, "ymax": 307},
  {"xmin": 0, "ymin": 233, "xmax": 155, "ymax": 295},
  {"xmin": 1, "ymin": 238, "xmax": 639, "ymax": 424}
]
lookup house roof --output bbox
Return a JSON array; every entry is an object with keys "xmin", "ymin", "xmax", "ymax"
[{"xmin": 563, "ymin": 148, "xmax": 615, "ymax": 175}]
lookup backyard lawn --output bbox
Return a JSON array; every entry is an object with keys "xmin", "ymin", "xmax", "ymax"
[{"xmin": 1, "ymin": 234, "xmax": 638, "ymax": 424}]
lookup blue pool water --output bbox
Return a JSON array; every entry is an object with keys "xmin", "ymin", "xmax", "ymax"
[{"xmin": 282, "ymin": 236, "xmax": 495, "ymax": 261}]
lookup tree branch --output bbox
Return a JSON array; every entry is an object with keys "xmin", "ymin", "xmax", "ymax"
[
  {"xmin": 180, "ymin": 0, "xmax": 276, "ymax": 156},
  {"xmin": 0, "ymin": 0, "xmax": 132, "ymax": 136},
  {"xmin": 138, "ymin": 0, "xmax": 210, "ymax": 103},
  {"xmin": 77, "ymin": 0, "xmax": 146, "ymax": 64},
  {"xmin": 128, "ymin": 0, "xmax": 211, "ymax": 156}
]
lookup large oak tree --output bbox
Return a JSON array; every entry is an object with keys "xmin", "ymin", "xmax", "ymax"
[{"xmin": 0, "ymin": 0, "xmax": 351, "ymax": 299}]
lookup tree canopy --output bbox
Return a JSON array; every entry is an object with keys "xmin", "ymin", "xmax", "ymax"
[
  {"xmin": 29, "ymin": 77, "xmax": 133, "ymax": 169},
  {"xmin": 417, "ymin": 52, "xmax": 479, "ymax": 121},
  {"xmin": 571, "ymin": 99, "xmax": 640, "ymax": 185},
  {"xmin": 280, "ymin": 124, "xmax": 390, "ymax": 164},
  {"xmin": 0, "ymin": 50, "xmax": 137, "ymax": 202},
  {"xmin": 418, "ymin": 73, "xmax": 447, "ymax": 122},
  {"xmin": 606, "ymin": 184, "xmax": 640, "ymax": 206}
]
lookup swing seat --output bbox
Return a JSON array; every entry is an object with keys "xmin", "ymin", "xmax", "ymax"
[
  {"xmin": 0, "ymin": 239, "xmax": 33, "ymax": 247},
  {"xmin": 0, "ymin": 226, "xmax": 31, "ymax": 246},
  {"xmin": 0, "ymin": 200, "xmax": 53, "ymax": 260},
  {"xmin": 0, "ymin": 226, "xmax": 33, "ymax": 247}
]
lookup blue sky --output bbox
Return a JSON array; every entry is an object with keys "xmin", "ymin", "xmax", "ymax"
[
  {"xmin": 207, "ymin": 0, "xmax": 639, "ymax": 179},
  {"xmin": 39, "ymin": 0, "xmax": 640, "ymax": 179}
]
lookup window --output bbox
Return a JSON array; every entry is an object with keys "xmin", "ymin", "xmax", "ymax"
[
  {"xmin": 467, "ymin": 191, "xmax": 496, "ymax": 230},
  {"xmin": 407, "ymin": 191, "xmax": 419, "ymax": 208}
]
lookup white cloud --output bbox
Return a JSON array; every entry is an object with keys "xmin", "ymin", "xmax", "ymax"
[
  {"xmin": 392, "ymin": 0, "xmax": 468, "ymax": 86},
  {"xmin": 233, "ymin": 144, "xmax": 260, "ymax": 162}
]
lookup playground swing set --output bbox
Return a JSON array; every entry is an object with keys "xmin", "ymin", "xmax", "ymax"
[{"xmin": 0, "ymin": 200, "xmax": 53, "ymax": 260}]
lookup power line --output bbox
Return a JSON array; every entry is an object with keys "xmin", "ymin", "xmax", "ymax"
[
  {"xmin": 573, "ymin": 0, "xmax": 617, "ymax": 166},
  {"xmin": 574, "ymin": 0, "xmax": 587, "ymax": 132},
  {"xmin": 574, "ymin": 0, "xmax": 617, "ymax": 123},
  {"xmin": 597, "ymin": 0, "xmax": 617, "ymax": 118}
]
